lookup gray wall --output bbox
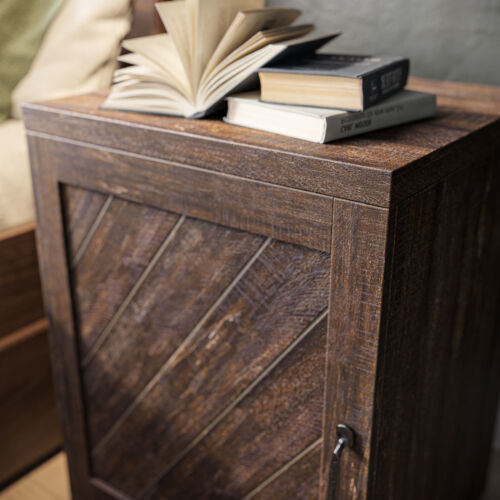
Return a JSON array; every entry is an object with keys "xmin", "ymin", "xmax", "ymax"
[
  {"xmin": 269, "ymin": 0, "xmax": 500, "ymax": 449},
  {"xmin": 269, "ymin": 0, "xmax": 500, "ymax": 85}
]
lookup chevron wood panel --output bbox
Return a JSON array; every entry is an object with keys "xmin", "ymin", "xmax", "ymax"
[
  {"xmin": 82, "ymin": 217, "xmax": 266, "ymax": 448},
  {"xmin": 66, "ymin": 197, "xmax": 181, "ymax": 357},
  {"xmin": 146, "ymin": 317, "xmax": 328, "ymax": 500},
  {"xmin": 60, "ymin": 185, "xmax": 109, "ymax": 263},
  {"xmin": 69, "ymin": 214, "xmax": 332, "ymax": 498},
  {"xmin": 249, "ymin": 441, "xmax": 322, "ymax": 500}
]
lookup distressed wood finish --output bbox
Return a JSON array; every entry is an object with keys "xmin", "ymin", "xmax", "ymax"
[
  {"xmin": 35, "ymin": 138, "xmax": 333, "ymax": 252},
  {"xmin": 91, "ymin": 239, "xmax": 330, "ymax": 497},
  {"xmin": 82, "ymin": 217, "xmax": 265, "ymax": 447},
  {"xmin": 408, "ymin": 77, "xmax": 500, "ymax": 115},
  {"xmin": 250, "ymin": 442, "xmax": 322, "ymax": 500},
  {"xmin": 369, "ymin": 142, "xmax": 500, "ymax": 499},
  {"xmin": 60, "ymin": 185, "xmax": 109, "ymax": 263},
  {"xmin": 24, "ymin": 78, "xmax": 500, "ymax": 500},
  {"xmin": 321, "ymin": 201, "xmax": 390, "ymax": 499},
  {"xmin": 146, "ymin": 317, "xmax": 328, "ymax": 500},
  {"xmin": 22, "ymin": 90, "xmax": 499, "ymax": 207},
  {"xmin": 69, "ymin": 196, "xmax": 180, "ymax": 357},
  {"xmin": 28, "ymin": 135, "xmax": 93, "ymax": 499}
]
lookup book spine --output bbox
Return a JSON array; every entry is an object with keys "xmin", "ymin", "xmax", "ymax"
[
  {"xmin": 361, "ymin": 59, "xmax": 410, "ymax": 109},
  {"xmin": 323, "ymin": 93, "xmax": 436, "ymax": 143}
]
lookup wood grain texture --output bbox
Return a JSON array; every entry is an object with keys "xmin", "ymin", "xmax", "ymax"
[
  {"xmin": 69, "ymin": 196, "xmax": 180, "ymax": 357},
  {"xmin": 391, "ymin": 120, "xmax": 500, "ymax": 204},
  {"xmin": 28, "ymin": 135, "xmax": 94, "ymax": 499},
  {"xmin": 146, "ymin": 317, "xmax": 328, "ymax": 500},
  {"xmin": 60, "ymin": 185, "xmax": 108, "ymax": 262},
  {"xmin": 322, "ymin": 200, "xmax": 390, "ymax": 500},
  {"xmin": 0, "ymin": 318, "xmax": 47, "ymax": 352},
  {"xmin": 36, "ymin": 137, "xmax": 333, "ymax": 252},
  {"xmin": 369, "ymin": 137, "xmax": 500, "ymax": 500},
  {"xmin": 0, "ymin": 224, "xmax": 44, "ymax": 338},
  {"xmin": 408, "ymin": 77, "xmax": 500, "ymax": 115},
  {"xmin": 82, "ymin": 217, "xmax": 265, "ymax": 448},
  {"xmin": 0, "ymin": 322, "xmax": 60, "ymax": 487},
  {"xmin": 91, "ymin": 240, "xmax": 330, "ymax": 498},
  {"xmin": 248, "ymin": 441, "xmax": 322, "ymax": 500},
  {"xmin": 22, "ymin": 85, "xmax": 500, "ymax": 206},
  {"xmin": 23, "ymin": 77, "xmax": 500, "ymax": 500}
]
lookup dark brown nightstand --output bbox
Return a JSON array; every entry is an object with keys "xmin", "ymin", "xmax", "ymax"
[{"xmin": 23, "ymin": 79, "xmax": 500, "ymax": 500}]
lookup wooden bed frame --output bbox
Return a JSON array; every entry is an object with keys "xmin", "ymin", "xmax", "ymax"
[
  {"xmin": 0, "ymin": 0, "xmax": 163, "ymax": 488},
  {"xmin": 0, "ymin": 223, "xmax": 57, "ymax": 487}
]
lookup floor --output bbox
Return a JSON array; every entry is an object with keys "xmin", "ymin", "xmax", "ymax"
[
  {"xmin": 0, "ymin": 451, "xmax": 499, "ymax": 499},
  {"xmin": 0, "ymin": 454, "xmax": 70, "ymax": 500}
]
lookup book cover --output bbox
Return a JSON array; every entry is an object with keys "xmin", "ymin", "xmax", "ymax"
[
  {"xmin": 224, "ymin": 90, "xmax": 436, "ymax": 143},
  {"xmin": 260, "ymin": 53, "xmax": 410, "ymax": 108}
]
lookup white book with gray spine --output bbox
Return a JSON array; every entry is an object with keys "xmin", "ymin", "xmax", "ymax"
[{"xmin": 224, "ymin": 90, "xmax": 436, "ymax": 143}]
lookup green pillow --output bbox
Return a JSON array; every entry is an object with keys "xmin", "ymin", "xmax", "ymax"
[{"xmin": 0, "ymin": 0, "xmax": 64, "ymax": 123}]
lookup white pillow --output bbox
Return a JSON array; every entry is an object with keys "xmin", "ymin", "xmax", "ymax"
[
  {"xmin": 0, "ymin": 120, "xmax": 33, "ymax": 230},
  {"xmin": 11, "ymin": 0, "xmax": 131, "ymax": 118}
]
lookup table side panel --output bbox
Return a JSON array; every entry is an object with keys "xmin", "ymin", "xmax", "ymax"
[{"xmin": 370, "ymin": 138, "xmax": 500, "ymax": 499}]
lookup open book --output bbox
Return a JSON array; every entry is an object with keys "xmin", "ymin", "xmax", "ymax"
[{"xmin": 102, "ymin": 0, "xmax": 339, "ymax": 118}]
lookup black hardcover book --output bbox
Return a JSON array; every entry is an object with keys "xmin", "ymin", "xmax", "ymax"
[{"xmin": 259, "ymin": 53, "xmax": 410, "ymax": 110}]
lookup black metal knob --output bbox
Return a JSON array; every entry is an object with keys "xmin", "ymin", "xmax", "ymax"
[{"xmin": 327, "ymin": 424, "xmax": 355, "ymax": 500}]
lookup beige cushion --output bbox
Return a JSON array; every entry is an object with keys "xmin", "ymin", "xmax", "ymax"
[
  {"xmin": 0, "ymin": 120, "xmax": 33, "ymax": 231},
  {"xmin": 0, "ymin": 0, "xmax": 64, "ymax": 123},
  {"xmin": 11, "ymin": 0, "xmax": 131, "ymax": 118},
  {"xmin": 1, "ymin": 0, "xmax": 131, "ymax": 232}
]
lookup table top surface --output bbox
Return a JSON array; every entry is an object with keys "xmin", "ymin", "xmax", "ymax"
[{"xmin": 23, "ymin": 78, "xmax": 500, "ymax": 207}]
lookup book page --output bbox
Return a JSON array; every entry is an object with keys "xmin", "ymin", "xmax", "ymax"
[
  {"xmin": 199, "ymin": 24, "xmax": 313, "ymax": 98},
  {"xmin": 122, "ymin": 34, "xmax": 192, "ymax": 100},
  {"xmin": 202, "ymin": 44, "xmax": 283, "ymax": 109},
  {"xmin": 201, "ymin": 31, "xmax": 335, "ymax": 110},
  {"xmin": 202, "ymin": 8, "xmax": 301, "ymax": 85},
  {"xmin": 187, "ymin": 0, "xmax": 264, "ymax": 90},
  {"xmin": 118, "ymin": 53, "xmax": 179, "ymax": 82},
  {"xmin": 104, "ymin": 79, "xmax": 194, "ymax": 116},
  {"xmin": 155, "ymin": 2, "xmax": 192, "ymax": 83},
  {"xmin": 114, "ymin": 65, "xmax": 173, "ymax": 85}
]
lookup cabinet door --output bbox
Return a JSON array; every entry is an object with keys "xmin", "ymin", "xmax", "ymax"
[
  {"xmin": 29, "ymin": 135, "xmax": 343, "ymax": 499},
  {"xmin": 63, "ymin": 186, "xmax": 331, "ymax": 499}
]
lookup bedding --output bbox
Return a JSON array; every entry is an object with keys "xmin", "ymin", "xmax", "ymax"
[
  {"xmin": 0, "ymin": 120, "xmax": 33, "ymax": 231},
  {"xmin": 0, "ymin": 0, "xmax": 64, "ymax": 123},
  {"xmin": 1, "ymin": 0, "xmax": 131, "ymax": 231},
  {"xmin": 11, "ymin": 0, "xmax": 132, "ymax": 118}
]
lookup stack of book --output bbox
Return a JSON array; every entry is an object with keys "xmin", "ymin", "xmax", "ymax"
[
  {"xmin": 224, "ymin": 54, "xmax": 437, "ymax": 142},
  {"xmin": 103, "ymin": 0, "xmax": 436, "ymax": 143}
]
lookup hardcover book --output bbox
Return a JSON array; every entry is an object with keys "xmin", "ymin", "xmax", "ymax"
[
  {"xmin": 259, "ymin": 53, "xmax": 410, "ymax": 111},
  {"xmin": 224, "ymin": 90, "xmax": 436, "ymax": 143},
  {"xmin": 102, "ymin": 0, "xmax": 339, "ymax": 118}
]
